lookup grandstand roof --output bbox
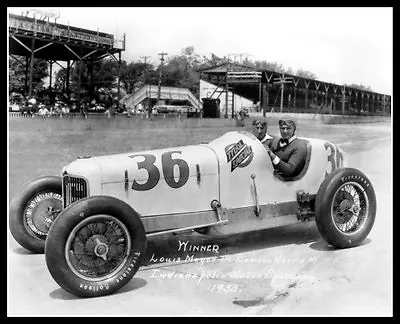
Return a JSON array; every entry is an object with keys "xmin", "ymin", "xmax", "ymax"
[
  {"xmin": 200, "ymin": 62, "xmax": 389, "ymax": 101},
  {"xmin": 9, "ymin": 13, "xmax": 123, "ymax": 62}
]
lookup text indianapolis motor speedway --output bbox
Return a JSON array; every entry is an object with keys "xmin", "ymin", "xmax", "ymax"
[{"xmin": 149, "ymin": 268, "xmax": 317, "ymax": 284}]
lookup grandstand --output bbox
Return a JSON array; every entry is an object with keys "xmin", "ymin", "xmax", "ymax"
[
  {"xmin": 9, "ymin": 10, "xmax": 390, "ymax": 119},
  {"xmin": 8, "ymin": 11, "xmax": 125, "ymax": 103},
  {"xmin": 199, "ymin": 62, "xmax": 391, "ymax": 118}
]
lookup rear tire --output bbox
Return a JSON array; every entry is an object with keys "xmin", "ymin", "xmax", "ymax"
[
  {"xmin": 45, "ymin": 195, "xmax": 147, "ymax": 297},
  {"xmin": 315, "ymin": 168, "xmax": 376, "ymax": 249},
  {"xmin": 9, "ymin": 176, "xmax": 63, "ymax": 253}
]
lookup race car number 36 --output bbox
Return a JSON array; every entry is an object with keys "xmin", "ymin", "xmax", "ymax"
[
  {"xmin": 324, "ymin": 142, "xmax": 343, "ymax": 178},
  {"xmin": 128, "ymin": 151, "xmax": 190, "ymax": 191}
]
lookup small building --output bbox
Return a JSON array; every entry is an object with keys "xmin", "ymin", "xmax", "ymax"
[
  {"xmin": 200, "ymin": 79, "xmax": 255, "ymax": 118},
  {"xmin": 120, "ymin": 85, "xmax": 202, "ymax": 113}
]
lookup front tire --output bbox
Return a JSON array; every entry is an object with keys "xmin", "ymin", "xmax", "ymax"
[
  {"xmin": 45, "ymin": 196, "xmax": 147, "ymax": 298},
  {"xmin": 315, "ymin": 168, "xmax": 376, "ymax": 249},
  {"xmin": 9, "ymin": 176, "xmax": 63, "ymax": 253}
]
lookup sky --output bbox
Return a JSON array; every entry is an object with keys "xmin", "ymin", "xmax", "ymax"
[{"xmin": 8, "ymin": 7, "xmax": 393, "ymax": 95}]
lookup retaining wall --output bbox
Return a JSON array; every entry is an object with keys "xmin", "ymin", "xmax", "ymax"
[
  {"xmin": 9, "ymin": 112, "xmax": 391, "ymax": 132},
  {"xmin": 248, "ymin": 112, "xmax": 391, "ymax": 126}
]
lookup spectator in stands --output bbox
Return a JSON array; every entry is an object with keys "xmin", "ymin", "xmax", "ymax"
[
  {"xmin": 80, "ymin": 102, "xmax": 88, "ymax": 119},
  {"xmin": 21, "ymin": 100, "xmax": 30, "ymax": 115},
  {"xmin": 123, "ymin": 103, "xmax": 131, "ymax": 118},
  {"xmin": 61, "ymin": 103, "xmax": 70, "ymax": 115},
  {"xmin": 104, "ymin": 107, "xmax": 111, "ymax": 117},
  {"xmin": 252, "ymin": 119, "xmax": 274, "ymax": 146},
  {"xmin": 38, "ymin": 105, "xmax": 49, "ymax": 117},
  {"xmin": 264, "ymin": 119, "xmax": 308, "ymax": 178},
  {"xmin": 28, "ymin": 97, "xmax": 38, "ymax": 114},
  {"xmin": 53, "ymin": 103, "xmax": 62, "ymax": 115}
]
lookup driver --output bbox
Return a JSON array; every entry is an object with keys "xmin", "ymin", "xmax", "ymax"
[
  {"xmin": 252, "ymin": 119, "xmax": 274, "ymax": 147},
  {"xmin": 264, "ymin": 119, "xmax": 307, "ymax": 178}
]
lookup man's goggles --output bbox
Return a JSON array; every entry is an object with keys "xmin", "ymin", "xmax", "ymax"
[
  {"xmin": 278, "ymin": 119, "xmax": 296, "ymax": 127},
  {"xmin": 252, "ymin": 120, "xmax": 267, "ymax": 127}
]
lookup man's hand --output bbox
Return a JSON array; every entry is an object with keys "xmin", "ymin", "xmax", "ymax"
[
  {"xmin": 266, "ymin": 147, "xmax": 276, "ymax": 160},
  {"xmin": 263, "ymin": 143, "xmax": 277, "ymax": 161}
]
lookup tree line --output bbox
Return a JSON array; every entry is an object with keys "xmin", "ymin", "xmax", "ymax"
[{"xmin": 9, "ymin": 45, "xmax": 372, "ymax": 104}]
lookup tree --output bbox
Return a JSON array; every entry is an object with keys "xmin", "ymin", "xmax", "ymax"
[
  {"xmin": 196, "ymin": 52, "xmax": 225, "ymax": 71},
  {"xmin": 9, "ymin": 55, "xmax": 49, "ymax": 96},
  {"xmin": 286, "ymin": 67, "xmax": 294, "ymax": 75},
  {"xmin": 54, "ymin": 68, "xmax": 67, "ymax": 93},
  {"xmin": 295, "ymin": 69, "xmax": 317, "ymax": 80},
  {"xmin": 92, "ymin": 60, "xmax": 117, "ymax": 93},
  {"xmin": 180, "ymin": 46, "xmax": 204, "ymax": 68},
  {"xmin": 62, "ymin": 59, "xmax": 119, "ymax": 102},
  {"xmin": 161, "ymin": 47, "xmax": 204, "ymax": 97},
  {"xmin": 120, "ymin": 61, "xmax": 156, "ymax": 94},
  {"xmin": 344, "ymin": 83, "xmax": 372, "ymax": 91},
  {"xmin": 253, "ymin": 60, "xmax": 285, "ymax": 73},
  {"xmin": 9, "ymin": 57, "xmax": 25, "ymax": 94}
]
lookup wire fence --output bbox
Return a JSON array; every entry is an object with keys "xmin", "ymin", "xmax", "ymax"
[{"xmin": 8, "ymin": 112, "xmax": 188, "ymax": 119}]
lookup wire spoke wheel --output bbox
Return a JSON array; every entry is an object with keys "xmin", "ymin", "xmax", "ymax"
[
  {"xmin": 46, "ymin": 196, "xmax": 146, "ymax": 297},
  {"xmin": 315, "ymin": 168, "xmax": 376, "ymax": 249},
  {"xmin": 23, "ymin": 191, "xmax": 63, "ymax": 240},
  {"xmin": 331, "ymin": 182, "xmax": 368, "ymax": 234},
  {"xmin": 66, "ymin": 215, "xmax": 131, "ymax": 281},
  {"xmin": 9, "ymin": 176, "xmax": 62, "ymax": 253}
]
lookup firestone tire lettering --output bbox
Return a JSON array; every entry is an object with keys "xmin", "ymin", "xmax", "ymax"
[
  {"xmin": 315, "ymin": 167, "xmax": 376, "ymax": 249},
  {"xmin": 45, "ymin": 195, "xmax": 147, "ymax": 298}
]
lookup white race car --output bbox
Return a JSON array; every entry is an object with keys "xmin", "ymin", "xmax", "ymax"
[{"xmin": 9, "ymin": 130, "xmax": 376, "ymax": 297}]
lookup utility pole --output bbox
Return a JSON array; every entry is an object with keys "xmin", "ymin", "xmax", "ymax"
[
  {"xmin": 339, "ymin": 86, "xmax": 348, "ymax": 115},
  {"xmin": 140, "ymin": 55, "xmax": 151, "ymax": 87},
  {"xmin": 339, "ymin": 94, "xmax": 349, "ymax": 116},
  {"xmin": 140, "ymin": 55, "xmax": 150, "ymax": 65},
  {"xmin": 157, "ymin": 52, "xmax": 168, "ymax": 105},
  {"xmin": 273, "ymin": 73, "xmax": 293, "ymax": 113},
  {"xmin": 225, "ymin": 64, "xmax": 229, "ymax": 119},
  {"xmin": 382, "ymin": 95, "xmax": 386, "ymax": 117}
]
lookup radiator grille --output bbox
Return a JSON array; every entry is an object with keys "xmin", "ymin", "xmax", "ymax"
[{"xmin": 63, "ymin": 175, "xmax": 88, "ymax": 207}]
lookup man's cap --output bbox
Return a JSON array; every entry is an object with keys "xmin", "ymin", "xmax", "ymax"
[
  {"xmin": 278, "ymin": 119, "xmax": 296, "ymax": 127},
  {"xmin": 252, "ymin": 119, "xmax": 267, "ymax": 127}
]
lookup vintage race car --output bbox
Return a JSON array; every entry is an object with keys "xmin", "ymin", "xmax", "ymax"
[{"xmin": 9, "ymin": 130, "xmax": 376, "ymax": 297}]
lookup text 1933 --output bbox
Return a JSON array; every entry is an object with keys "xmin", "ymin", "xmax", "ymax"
[{"xmin": 209, "ymin": 284, "xmax": 241, "ymax": 293}]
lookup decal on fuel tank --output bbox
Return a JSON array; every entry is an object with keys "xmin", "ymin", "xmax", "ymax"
[{"xmin": 225, "ymin": 140, "xmax": 253, "ymax": 172}]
